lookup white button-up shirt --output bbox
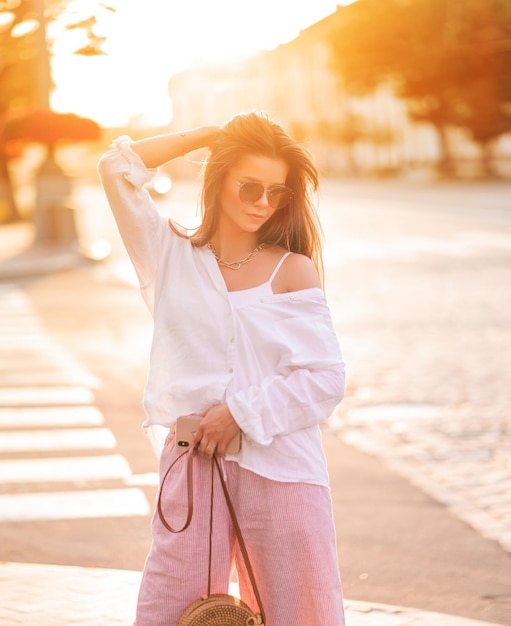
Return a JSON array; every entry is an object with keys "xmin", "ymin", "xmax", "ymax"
[{"xmin": 98, "ymin": 137, "xmax": 345, "ymax": 486}]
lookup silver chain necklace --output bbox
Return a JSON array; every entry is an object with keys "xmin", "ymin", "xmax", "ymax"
[{"xmin": 207, "ymin": 243, "xmax": 266, "ymax": 270}]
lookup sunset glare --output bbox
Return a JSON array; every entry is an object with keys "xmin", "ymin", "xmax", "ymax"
[{"xmin": 50, "ymin": 0, "xmax": 348, "ymax": 128}]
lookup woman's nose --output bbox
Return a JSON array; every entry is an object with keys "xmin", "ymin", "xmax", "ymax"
[{"xmin": 254, "ymin": 190, "xmax": 270, "ymax": 208}]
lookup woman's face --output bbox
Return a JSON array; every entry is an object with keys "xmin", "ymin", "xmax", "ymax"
[{"xmin": 218, "ymin": 153, "xmax": 289, "ymax": 235}]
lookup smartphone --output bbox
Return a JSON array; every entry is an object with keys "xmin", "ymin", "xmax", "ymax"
[{"xmin": 175, "ymin": 414, "xmax": 241, "ymax": 454}]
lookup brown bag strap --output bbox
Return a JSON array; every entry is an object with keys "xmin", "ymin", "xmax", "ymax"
[
  {"xmin": 157, "ymin": 447, "xmax": 265, "ymax": 624},
  {"xmin": 211, "ymin": 454, "xmax": 265, "ymax": 624},
  {"xmin": 157, "ymin": 447, "xmax": 195, "ymax": 533}
]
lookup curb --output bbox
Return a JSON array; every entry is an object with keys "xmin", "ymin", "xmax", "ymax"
[
  {"xmin": 0, "ymin": 223, "xmax": 111, "ymax": 281},
  {"xmin": 0, "ymin": 247, "xmax": 86, "ymax": 280},
  {"xmin": 0, "ymin": 563, "xmax": 505, "ymax": 626}
]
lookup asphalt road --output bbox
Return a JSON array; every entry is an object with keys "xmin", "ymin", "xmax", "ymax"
[{"xmin": 0, "ymin": 178, "xmax": 510, "ymax": 625}]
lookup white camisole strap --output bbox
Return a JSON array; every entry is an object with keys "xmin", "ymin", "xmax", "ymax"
[{"xmin": 268, "ymin": 251, "xmax": 293, "ymax": 284}]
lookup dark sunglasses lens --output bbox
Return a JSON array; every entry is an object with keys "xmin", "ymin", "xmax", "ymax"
[
  {"xmin": 239, "ymin": 182, "xmax": 264, "ymax": 203},
  {"xmin": 268, "ymin": 187, "xmax": 293, "ymax": 209},
  {"xmin": 238, "ymin": 182, "xmax": 293, "ymax": 209}
]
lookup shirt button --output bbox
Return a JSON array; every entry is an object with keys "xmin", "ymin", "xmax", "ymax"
[
  {"xmin": 230, "ymin": 337, "xmax": 235, "ymax": 343},
  {"xmin": 228, "ymin": 368, "xmax": 233, "ymax": 374}
]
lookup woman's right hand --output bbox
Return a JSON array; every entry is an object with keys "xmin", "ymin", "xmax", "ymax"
[{"xmin": 193, "ymin": 403, "xmax": 240, "ymax": 458}]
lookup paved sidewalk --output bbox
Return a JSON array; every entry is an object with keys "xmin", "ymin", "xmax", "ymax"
[
  {"xmin": 0, "ymin": 220, "xmax": 111, "ymax": 280},
  {"xmin": 0, "ymin": 562, "xmax": 505, "ymax": 626}
]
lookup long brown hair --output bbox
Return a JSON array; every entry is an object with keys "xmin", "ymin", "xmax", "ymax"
[{"xmin": 191, "ymin": 111, "xmax": 323, "ymax": 275}]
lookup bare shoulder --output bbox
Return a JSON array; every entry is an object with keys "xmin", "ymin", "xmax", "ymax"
[{"xmin": 272, "ymin": 251, "xmax": 321, "ymax": 293}]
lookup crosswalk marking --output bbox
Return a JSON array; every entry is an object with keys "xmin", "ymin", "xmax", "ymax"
[
  {"xmin": 0, "ymin": 334, "xmax": 43, "ymax": 345},
  {"xmin": 124, "ymin": 472, "xmax": 159, "ymax": 486},
  {"xmin": 0, "ymin": 429, "xmax": 116, "ymax": 452},
  {"xmin": 0, "ymin": 284, "xmax": 152, "ymax": 525},
  {"xmin": 0, "ymin": 288, "xmax": 100, "ymax": 389},
  {"xmin": 0, "ymin": 386, "xmax": 95, "ymax": 407},
  {"xmin": 0, "ymin": 372, "xmax": 87, "ymax": 386},
  {"xmin": 0, "ymin": 489, "xmax": 150, "ymax": 522},
  {"xmin": 0, "ymin": 455, "xmax": 132, "ymax": 484},
  {"xmin": 0, "ymin": 406, "xmax": 104, "ymax": 428}
]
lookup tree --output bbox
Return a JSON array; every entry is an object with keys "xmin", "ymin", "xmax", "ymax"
[
  {"xmin": 0, "ymin": 0, "xmax": 114, "ymax": 224},
  {"xmin": 328, "ymin": 0, "xmax": 511, "ymax": 176},
  {"xmin": 449, "ymin": 1, "xmax": 511, "ymax": 175},
  {"xmin": 0, "ymin": 0, "xmax": 40, "ymax": 221}
]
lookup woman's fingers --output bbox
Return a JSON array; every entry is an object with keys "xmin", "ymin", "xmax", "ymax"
[
  {"xmin": 194, "ymin": 404, "xmax": 240, "ymax": 457},
  {"xmin": 199, "ymin": 439, "xmax": 216, "ymax": 458}
]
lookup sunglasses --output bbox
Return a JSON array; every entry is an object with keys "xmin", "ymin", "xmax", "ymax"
[{"xmin": 231, "ymin": 177, "xmax": 294, "ymax": 210}]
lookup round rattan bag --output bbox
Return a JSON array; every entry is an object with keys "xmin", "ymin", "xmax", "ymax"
[{"xmin": 178, "ymin": 593, "xmax": 263, "ymax": 626}]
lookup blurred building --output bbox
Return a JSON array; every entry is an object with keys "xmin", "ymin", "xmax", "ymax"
[{"xmin": 168, "ymin": 7, "xmax": 510, "ymax": 179}]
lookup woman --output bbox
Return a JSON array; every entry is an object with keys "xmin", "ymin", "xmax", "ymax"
[{"xmin": 98, "ymin": 111, "xmax": 346, "ymax": 626}]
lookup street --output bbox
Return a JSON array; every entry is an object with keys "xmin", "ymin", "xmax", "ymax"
[{"xmin": 0, "ymin": 177, "xmax": 510, "ymax": 625}]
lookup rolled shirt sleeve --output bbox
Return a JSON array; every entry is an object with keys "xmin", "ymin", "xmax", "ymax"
[
  {"xmin": 97, "ymin": 136, "xmax": 167, "ymax": 313},
  {"xmin": 226, "ymin": 293, "xmax": 345, "ymax": 446}
]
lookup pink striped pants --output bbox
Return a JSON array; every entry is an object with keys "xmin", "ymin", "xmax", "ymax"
[{"xmin": 135, "ymin": 433, "xmax": 345, "ymax": 626}]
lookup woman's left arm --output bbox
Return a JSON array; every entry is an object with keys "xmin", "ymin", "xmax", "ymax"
[
  {"xmin": 227, "ymin": 358, "xmax": 345, "ymax": 446},
  {"xmin": 232, "ymin": 279, "xmax": 344, "ymax": 446},
  {"xmin": 227, "ymin": 254, "xmax": 344, "ymax": 445}
]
